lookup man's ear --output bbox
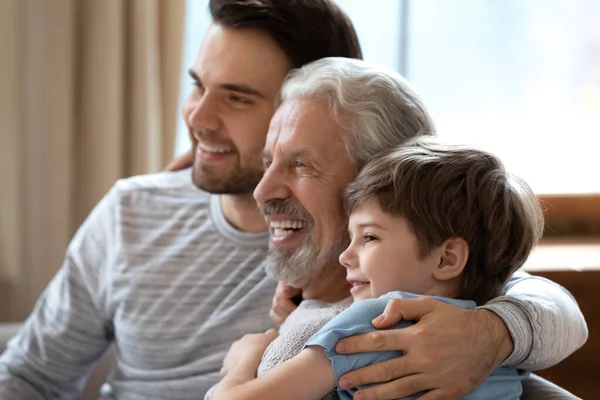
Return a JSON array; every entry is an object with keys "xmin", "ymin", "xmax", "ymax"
[{"xmin": 432, "ymin": 237, "xmax": 469, "ymax": 281}]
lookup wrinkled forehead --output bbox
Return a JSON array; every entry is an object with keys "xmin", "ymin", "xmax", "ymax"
[{"xmin": 264, "ymin": 98, "xmax": 349, "ymax": 161}]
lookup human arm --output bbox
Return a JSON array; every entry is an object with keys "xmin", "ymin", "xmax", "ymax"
[
  {"xmin": 164, "ymin": 149, "xmax": 193, "ymax": 171},
  {"xmin": 212, "ymin": 331, "xmax": 335, "ymax": 400},
  {"xmin": 331, "ymin": 271, "xmax": 587, "ymax": 400},
  {"xmin": 0, "ymin": 190, "xmax": 117, "ymax": 399},
  {"xmin": 480, "ymin": 269, "xmax": 588, "ymax": 368}
]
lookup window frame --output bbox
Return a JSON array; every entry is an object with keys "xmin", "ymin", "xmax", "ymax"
[{"xmin": 540, "ymin": 195, "xmax": 600, "ymax": 237}]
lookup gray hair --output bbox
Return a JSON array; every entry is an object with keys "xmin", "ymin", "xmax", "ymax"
[{"xmin": 279, "ymin": 57, "xmax": 435, "ymax": 171}]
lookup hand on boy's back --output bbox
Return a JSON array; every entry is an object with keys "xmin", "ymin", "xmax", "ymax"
[{"xmin": 334, "ymin": 297, "xmax": 514, "ymax": 400}]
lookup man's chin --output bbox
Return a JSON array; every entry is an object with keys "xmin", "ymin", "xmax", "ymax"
[
  {"xmin": 264, "ymin": 251, "xmax": 316, "ymax": 289},
  {"xmin": 265, "ymin": 263, "xmax": 312, "ymax": 289},
  {"xmin": 191, "ymin": 166, "xmax": 260, "ymax": 195}
]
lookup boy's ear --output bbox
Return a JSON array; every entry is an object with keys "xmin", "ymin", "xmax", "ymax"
[{"xmin": 432, "ymin": 237, "xmax": 469, "ymax": 281}]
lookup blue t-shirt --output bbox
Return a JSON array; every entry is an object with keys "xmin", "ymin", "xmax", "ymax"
[{"xmin": 305, "ymin": 292, "xmax": 529, "ymax": 400}]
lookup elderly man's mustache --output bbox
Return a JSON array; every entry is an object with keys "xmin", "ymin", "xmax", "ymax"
[{"xmin": 259, "ymin": 199, "xmax": 314, "ymax": 226}]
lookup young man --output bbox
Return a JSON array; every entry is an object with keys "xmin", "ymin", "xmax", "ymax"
[{"xmin": 0, "ymin": 1, "xmax": 362, "ymax": 399}]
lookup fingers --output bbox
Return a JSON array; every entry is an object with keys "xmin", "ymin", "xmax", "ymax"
[
  {"xmin": 352, "ymin": 373, "xmax": 431, "ymax": 400},
  {"xmin": 281, "ymin": 282, "xmax": 302, "ymax": 298},
  {"xmin": 269, "ymin": 282, "xmax": 301, "ymax": 325},
  {"xmin": 339, "ymin": 357, "xmax": 410, "ymax": 390},
  {"xmin": 277, "ymin": 287, "xmax": 300, "ymax": 314},
  {"xmin": 269, "ymin": 295, "xmax": 297, "ymax": 325},
  {"xmin": 371, "ymin": 297, "xmax": 440, "ymax": 328},
  {"xmin": 264, "ymin": 328, "xmax": 279, "ymax": 339},
  {"xmin": 164, "ymin": 150, "xmax": 193, "ymax": 171},
  {"xmin": 336, "ymin": 328, "xmax": 408, "ymax": 355},
  {"xmin": 269, "ymin": 308, "xmax": 286, "ymax": 326}
]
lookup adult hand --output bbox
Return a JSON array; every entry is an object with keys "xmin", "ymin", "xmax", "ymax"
[
  {"xmin": 164, "ymin": 149, "xmax": 193, "ymax": 172},
  {"xmin": 220, "ymin": 329, "xmax": 279, "ymax": 378},
  {"xmin": 269, "ymin": 281, "xmax": 302, "ymax": 325},
  {"xmin": 335, "ymin": 297, "xmax": 513, "ymax": 400}
]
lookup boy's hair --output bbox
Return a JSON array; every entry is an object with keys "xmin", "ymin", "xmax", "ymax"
[
  {"xmin": 344, "ymin": 138, "xmax": 545, "ymax": 304},
  {"xmin": 209, "ymin": 0, "xmax": 363, "ymax": 68}
]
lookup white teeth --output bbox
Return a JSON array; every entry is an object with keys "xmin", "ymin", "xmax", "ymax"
[
  {"xmin": 198, "ymin": 142, "xmax": 233, "ymax": 154},
  {"xmin": 273, "ymin": 228, "xmax": 291, "ymax": 238},
  {"xmin": 270, "ymin": 220, "xmax": 307, "ymax": 239},
  {"xmin": 270, "ymin": 220, "xmax": 306, "ymax": 229}
]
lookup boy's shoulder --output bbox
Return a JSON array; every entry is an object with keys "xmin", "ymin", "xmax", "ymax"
[{"xmin": 379, "ymin": 291, "xmax": 477, "ymax": 309}]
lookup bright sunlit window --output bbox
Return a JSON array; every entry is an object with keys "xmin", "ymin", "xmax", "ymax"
[
  {"xmin": 174, "ymin": 0, "xmax": 211, "ymax": 158},
  {"xmin": 176, "ymin": 0, "xmax": 600, "ymax": 195}
]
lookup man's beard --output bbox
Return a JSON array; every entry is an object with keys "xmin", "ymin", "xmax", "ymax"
[
  {"xmin": 192, "ymin": 154, "xmax": 264, "ymax": 195},
  {"xmin": 265, "ymin": 231, "xmax": 345, "ymax": 288},
  {"xmin": 261, "ymin": 199, "xmax": 347, "ymax": 288}
]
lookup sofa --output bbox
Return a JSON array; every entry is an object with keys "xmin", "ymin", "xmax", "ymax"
[{"xmin": 0, "ymin": 323, "xmax": 580, "ymax": 399}]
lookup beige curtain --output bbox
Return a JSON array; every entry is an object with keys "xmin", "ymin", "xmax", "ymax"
[{"xmin": 0, "ymin": 0, "xmax": 186, "ymax": 321}]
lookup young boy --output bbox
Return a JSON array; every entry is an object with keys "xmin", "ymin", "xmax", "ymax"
[{"xmin": 212, "ymin": 137, "xmax": 545, "ymax": 400}]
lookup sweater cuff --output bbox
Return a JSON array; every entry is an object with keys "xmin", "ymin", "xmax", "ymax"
[{"xmin": 478, "ymin": 296, "xmax": 533, "ymax": 367}]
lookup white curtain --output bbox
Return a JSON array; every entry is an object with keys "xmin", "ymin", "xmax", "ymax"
[{"xmin": 0, "ymin": 0, "xmax": 185, "ymax": 321}]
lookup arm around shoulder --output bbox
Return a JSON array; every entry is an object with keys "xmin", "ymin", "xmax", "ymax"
[{"xmin": 479, "ymin": 270, "xmax": 588, "ymax": 370}]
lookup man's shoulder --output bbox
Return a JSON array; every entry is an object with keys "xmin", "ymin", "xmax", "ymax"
[
  {"xmin": 113, "ymin": 168, "xmax": 198, "ymax": 193},
  {"xmin": 109, "ymin": 168, "xmax": 210, "ymax": 205}
]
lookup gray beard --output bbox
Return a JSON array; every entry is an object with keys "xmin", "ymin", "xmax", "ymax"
[{"xmin": 264, "ymin": 232, "xmax": 346, "ymax": 288}]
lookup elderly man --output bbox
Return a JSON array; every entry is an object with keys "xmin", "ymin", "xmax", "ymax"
[{"xmin": 247, "ymin": 57, "xmax": 587, "ymax": 399}]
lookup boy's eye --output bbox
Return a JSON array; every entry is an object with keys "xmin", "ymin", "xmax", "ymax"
[
  {"xmin": 263, "ymin": 159, "xmax": 272, "ymax": 169},
  {"xmin": 364, "ymin": 234, "xmax": 377, "ymax": 243}
]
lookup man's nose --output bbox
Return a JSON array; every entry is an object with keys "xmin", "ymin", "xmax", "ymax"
[
  {"xmin": 254, "ymin": 164, "xmax": 292, "ymax": 205},
  {"xmin": 185, "ymin": 93, "xmax": 221, "ymax": 133}
]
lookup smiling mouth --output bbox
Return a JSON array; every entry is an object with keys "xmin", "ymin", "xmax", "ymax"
[
  {"xmin": 269, "ymin": 219, "xmax": 308, "ymax": 238},
  {"xmin": 347, "ymin": 280, "xmax": 370, "ymax": 295},
  {"xmin": 197, "ymin": 142, "xmax": 234, "ymax": 154},
  {"xmin": 347, "ymin": 280, "xmax": 370, "ymax": 287}
]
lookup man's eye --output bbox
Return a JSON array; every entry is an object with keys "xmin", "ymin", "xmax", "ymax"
[
  {"xmin": 296, "ymin": 161, "xmax": 307, "ymax": 168},
  {"xmin": 192, "ymin": 81, "xmax": 204, "ymax": 92},
  {"xmin": 229, "ymin": 95, "xmax": 251, "ymax": 104},
  {"xmin": 263, "ymin": 160, "xmax": 272, "ymax": 169}
]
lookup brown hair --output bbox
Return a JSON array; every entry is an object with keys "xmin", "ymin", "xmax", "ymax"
[
  {"xmin": 344, "ymin": 138, "xmax": 545, "ymax": 304},
  {"xmin": 209, "ymin": 0, "xmax": 363, "ymax": 68}
]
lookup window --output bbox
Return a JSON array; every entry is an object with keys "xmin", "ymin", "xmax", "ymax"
[
  {"xmin": 339, "ymin": 0, "xmax": 600, "ymax": 196},
  {"xmin": 174, "ymin": 0, "xmax": 211, "ymax": 157},
  {"xmin": 175, "ymin": 0, "xmax": 600, "ymax": 233}
]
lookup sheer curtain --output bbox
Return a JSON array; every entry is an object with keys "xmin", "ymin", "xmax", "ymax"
[{"xmin": 0, "ymin": 0, "xmax": 185, "ymax": 321}]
